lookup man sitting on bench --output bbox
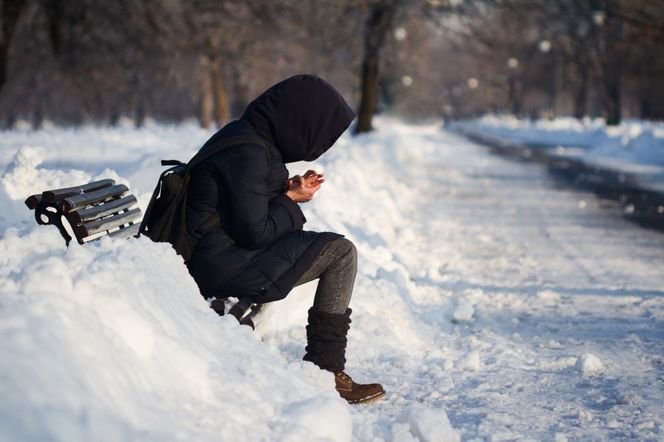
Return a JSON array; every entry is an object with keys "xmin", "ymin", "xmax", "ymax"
[{"xmin": 185, "ymin": 75, "xmax": 385, "ymax": 404}]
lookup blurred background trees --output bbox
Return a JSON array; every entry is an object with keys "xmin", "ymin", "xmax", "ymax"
[{"xmin": 0, "ymin": 0, "xmax": 662, "ymax": 130}]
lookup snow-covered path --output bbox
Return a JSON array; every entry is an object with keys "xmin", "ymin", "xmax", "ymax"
[
  {"xmin": 414, "ymin": 130, "xmax": 664, "ymax": 440},
  {"xmin": 267, "ymin": 124, "xmax": 664, "ymax": 440},
  {"xmin": 1, "ymin": 120, "xmax": 662, "ymax": 441}
]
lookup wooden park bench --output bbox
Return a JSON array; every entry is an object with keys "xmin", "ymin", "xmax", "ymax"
[
  {"xmin": 24, "ymin": 179, "xmax": 142, "ymax": 246},
  {"xmin": 25, "ymin": 178, "xmax": 262, "ymax": 327}
]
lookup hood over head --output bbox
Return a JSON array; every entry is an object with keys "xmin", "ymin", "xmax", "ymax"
[{"xmin": 240, "ymin": 75, "xmax": 356, "ymax": 163}]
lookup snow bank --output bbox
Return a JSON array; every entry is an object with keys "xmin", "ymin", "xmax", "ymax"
[
  {"xmin": 466, "ymin": 115, "xmax": 664, "ymax": 165},
  {"xmin": 0, "ymin": 119, "xmax": 456, "ymax": 441},
  {"xmin": 0, "ymin": 125, "xmax": 352, "ymax": 441},
  {"xmin": 0, "ymin": 220, "xmax": 350, "ymax": 441},
  {"xmin": 0, "ymin": 147, "xmax": 89, "ymax": 228},
  {"xmin": 457, "ymin": 115, "xmax": 664, "ymax": 173}
]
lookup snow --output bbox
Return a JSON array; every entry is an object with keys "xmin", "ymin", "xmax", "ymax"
[
  {"xmin": 452, "ymin": 301, "xmax": 474, "ymax": 322},
  {"xmin": 395, "ymin": 404, "xmax": 460, "ymax": 442},
  {"xmin": 575, "ymin": 354, "xmax": 604, "ymax": 376},
  {"xmin": 457, "ymin": 351, "xmax": 481, "ymax": 372},
  {"xmin": 462, "ymin": 115, "xmax": 664, "ymax": 166},
  {"xmin": 455, "ymin": 115, "xmax": 664, "ymax": 192},
  {"xmin": 1, "ymin": 118, "xmax": 664, "ymax": 440}
]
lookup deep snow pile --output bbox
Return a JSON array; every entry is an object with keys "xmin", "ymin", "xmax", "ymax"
[
  {"xmin": 0, "ymin": 129, "xmax": 352, "ymax": 441},
  {"xmin": 2, "ymin": 117, "xmax": 664, "ymax": 440},
  {"xmin": 0, "ymin": 119, "xmax": 459, "ymax": 441}
]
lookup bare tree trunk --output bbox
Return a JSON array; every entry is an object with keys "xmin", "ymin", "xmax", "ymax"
[
  {"xmin": 133, "ymin": 71, "xmax": 146, "ymax": 127},
  {"xmin": 0, "ymin": 0, "xmax": 27, "ymax": 95},
  {"xmin": 210, "ymin": 56, "xmax": 229, "ymax": 126},
  {"xmin": 573, "ymin": 65, "xmax": 588, "ymax": 119},
  {"xmin": 0, "ymin": 39, "xmax": 9, "ymax": 95},
  {"xmin": 546, "ymin": 51, "xmax": 558, "ymax": 117},
  {"xmin": 40, "ymin": 0, "xmax": 66, "ymax": 57},
  {"xmin": 591, "ymin": 0, "xmax": 623, "ymax": 125},
  {"xmin": 199, "ymin": 56, "xmax": 213, "ymax": 129},
  {"xmin": 571, "ymin": 45, "xmax": 590, "ymax": 120},
  {"xmin": 32, "ymin": 107, "xmax": 43, "ymax": 129},
  {"xmin": 230, "ymin": 61, "xmax": 248, "ymax": 116},
  {"xmin": 603, "ymin": 64, "xmax": 621, "ymax": 125},
  {"xmin": 639, "ymin": 90, "xmax": 653, "ymax": 120},
  {"xmin": 134, "ymin": 98, "xmax": 146, "ymax": 127},
  {"xmin": 507, "ymin": 74, "xmax": 522, "ymax": 115},
  {"xmin": 26, "ymin": 74, "xmax": 44, "ymax": 129},
  {"xmin": 355, "ymin": 0, "xmax": 395, "ymax": 134},
  {"xmin": 109, "ymin": 107, "xmax": 120, "ymax": 126}
]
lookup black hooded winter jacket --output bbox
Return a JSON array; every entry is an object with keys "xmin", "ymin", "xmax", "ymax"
[{"xmin": 185, "ymin": 75, "xmax": 356, "ymax": 303}]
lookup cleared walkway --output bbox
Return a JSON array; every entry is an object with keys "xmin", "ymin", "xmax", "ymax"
[{"xmin": 333, "ymin": 127, "xmax": 664, "ymax": 440}]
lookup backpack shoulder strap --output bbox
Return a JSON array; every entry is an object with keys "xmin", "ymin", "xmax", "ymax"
[{"xmin": 187, "ymin": 134, "xmax": 270, "ymax": 172}]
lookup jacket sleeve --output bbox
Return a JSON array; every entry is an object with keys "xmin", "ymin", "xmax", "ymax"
[{"xmin": 223, "ymin": 144, "xmax": 305, "ymax": 250}]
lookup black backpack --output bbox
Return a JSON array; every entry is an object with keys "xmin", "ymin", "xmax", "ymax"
[{"xmin": 139, "ymin": 135, "xmax": 267, "ymax": 262}]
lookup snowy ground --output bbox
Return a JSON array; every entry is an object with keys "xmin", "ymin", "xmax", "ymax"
[
  {"xmin": 459, "ymin": 115, "xmax": 664, "ymax": 166},
  {"xmin": 456, "ymin": 115, "xmax": 664, "ymax": 193},
  {"xmin": 1, "ymin": 118, "xmax": 663, "ymax": 441}
]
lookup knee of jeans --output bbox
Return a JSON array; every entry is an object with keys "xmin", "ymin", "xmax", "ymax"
[{"xmin": 336, "ymin": 237, "xmax": 357, "ymax": 263}]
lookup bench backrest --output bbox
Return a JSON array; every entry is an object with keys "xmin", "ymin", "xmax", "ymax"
[{"xmin": 25, "ymin": 179, "xmax": 142, "ymax": 245}]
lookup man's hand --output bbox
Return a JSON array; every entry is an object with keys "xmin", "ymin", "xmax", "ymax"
[
  {"xmin": 303, "ymin": 169, "xmax": 325, "ymax": 185},
  {"xmin": 285, "ymin": 170, "xmax": 324, "ymax": 203}
]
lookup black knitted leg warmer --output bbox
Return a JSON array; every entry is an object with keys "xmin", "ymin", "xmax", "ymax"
[{"xmin": 303, "ymin": 307, "xmax": 352, "ymax": 373}]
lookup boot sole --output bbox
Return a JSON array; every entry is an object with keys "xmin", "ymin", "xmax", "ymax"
[{"xmin": 349, "ymin": 390, "xmax": 386, "ymax": 405}]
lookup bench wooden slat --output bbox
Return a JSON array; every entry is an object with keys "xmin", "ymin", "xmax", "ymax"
[
  {"xmin": 42, "ymin": 179, "xmax": 116, "ymax": 203},
  {"xmin": 59, "ymin": 184, "xmax": 128, "ymax": 211},
  {"xmin": 80, "ymin": 208, "xmax": 142, "ymax": 236},
  {"xmin": 107, "ymin": 223, "xmax": 140, "ymax": 239},
  {"xmin": 69, "ymin": 195, "xmax": 138, "ymax": 223},
  {"xmin": 27, "ymin": 178, "xmax": 143, "ymax": 245}
]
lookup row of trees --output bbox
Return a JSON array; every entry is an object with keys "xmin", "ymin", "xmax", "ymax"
[
  {"xmin": 1, "ymin": 0, "xmax": 663, "ymax": 131},
  {"xmin": 453, "ymin": 0, "xmax": 664, "ymax": 125}
]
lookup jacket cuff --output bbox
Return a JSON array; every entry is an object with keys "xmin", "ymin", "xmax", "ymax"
[{"xmin": 273, "ymin": 194, "xmax": 306, "ymax": 229}]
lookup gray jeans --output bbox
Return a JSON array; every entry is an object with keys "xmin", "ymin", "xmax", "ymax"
[{"xmin": 293, "ymin": 237, "xmax": 357, "ymax": 314}]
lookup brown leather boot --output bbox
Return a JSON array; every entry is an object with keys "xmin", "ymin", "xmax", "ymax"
[{"xmin": 335, "ymin": 371, "xmax": 385, "ymax": 404}]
